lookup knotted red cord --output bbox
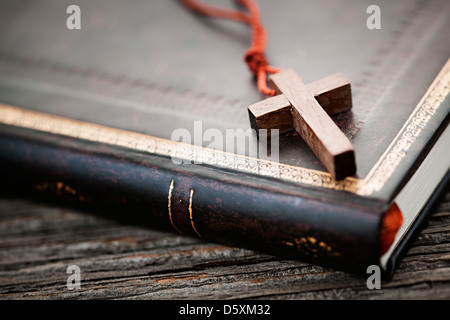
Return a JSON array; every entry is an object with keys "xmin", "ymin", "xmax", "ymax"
[{"xmin": 181, "ymin": 0, "xmax": 281, "ymax": 96}]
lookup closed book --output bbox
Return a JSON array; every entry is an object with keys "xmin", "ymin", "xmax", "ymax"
[{"xmin": 0, "ymin": 0, "xmax": 448, "ymax": 276}]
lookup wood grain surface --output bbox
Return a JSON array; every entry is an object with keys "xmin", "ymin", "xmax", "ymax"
[
  {"xmin": 0, "ymin": 187, "xmax": 449, "ymax": 300},
  {"xmin": 247, "ymin": 73, "xmax": 352, "ymax": 138},
  {"xmin": 269, "ymin": 70, "xmax": 356, "ymax": 180}
]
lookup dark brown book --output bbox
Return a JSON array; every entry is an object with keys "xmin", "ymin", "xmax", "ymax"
[{"xmin": 0, "ymin": 0, "xmax": 449, "ymax": 276}]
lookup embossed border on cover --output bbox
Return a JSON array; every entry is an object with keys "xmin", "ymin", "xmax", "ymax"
[{"xmin": 0, "ymin": 59, "xmax": 449, "ymax": 196}]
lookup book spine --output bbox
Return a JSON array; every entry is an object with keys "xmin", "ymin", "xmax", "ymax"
[{"xmin": 0, "ymin": 124, "xmax": 383, "ymax": 273}]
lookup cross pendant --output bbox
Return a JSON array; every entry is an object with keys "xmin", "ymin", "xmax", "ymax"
[{"xmin": 248, "ymin": 70, "xmax": 356, "ymax": 180}]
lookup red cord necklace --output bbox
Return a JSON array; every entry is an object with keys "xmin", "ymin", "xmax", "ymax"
[
  {"xmin": 181, "ymin": 0, "xmax": 281, "ymax": 96},
  {"xmin": 182, "ymin": 0, "xmax": 358, "ymax": 182}
]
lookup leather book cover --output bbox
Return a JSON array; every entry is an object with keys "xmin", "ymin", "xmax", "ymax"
[{"xmin": 0, "ymin": 0, "xmax": 449, "ymax": 276}]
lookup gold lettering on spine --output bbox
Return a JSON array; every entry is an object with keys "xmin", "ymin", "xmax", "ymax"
[
  {"xmin": 189, "ymin": 189, "xmax": 202, "ymax": 238},
  {"xmin": 168, "ymin": 179, "xmax": 182, "ymax": 234},
  {"xmin": 282, "ymin": 237, "xmax": 341, "ymax": 258}
]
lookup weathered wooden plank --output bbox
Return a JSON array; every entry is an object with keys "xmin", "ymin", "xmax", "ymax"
[{"xmin": 0, "ymin": 188, "xmax": 449, "ymax": 300}]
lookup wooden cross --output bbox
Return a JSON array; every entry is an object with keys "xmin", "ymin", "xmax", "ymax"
[{"xmin": 248, "ymin": 70, "xmax": 356, "ymax": 180}]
